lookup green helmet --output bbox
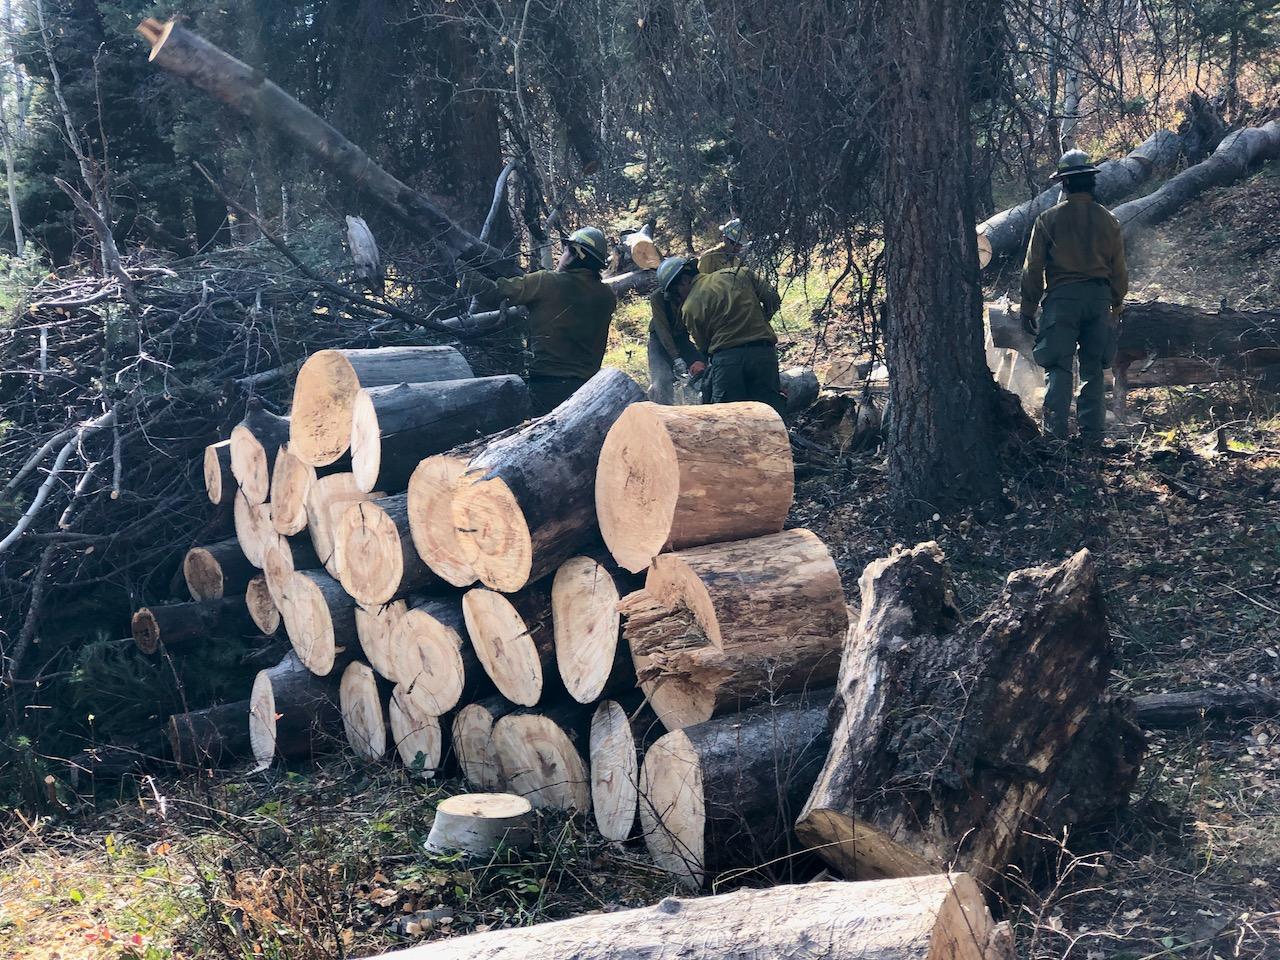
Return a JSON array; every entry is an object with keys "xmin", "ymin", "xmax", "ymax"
[
  {"xmin": 656, "ymin": 255, "xmax": 694, "ymax": 294},
  {"xmin": 567, "ymin": 226, "xmax": 609, "ymax": 267},
  {"xmin": 720, "ymin": 218, "xmax": 745, "ymax": 244},
  {"xmin": 1049, "ymin": 149, "xmax": 1101, "ymax": 182}
]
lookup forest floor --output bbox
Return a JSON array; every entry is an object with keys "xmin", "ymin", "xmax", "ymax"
[{"xmin": 2, "ymin": 173, "xmax": 1279, "ymax": 960}]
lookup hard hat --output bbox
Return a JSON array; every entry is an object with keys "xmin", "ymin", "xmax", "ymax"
[
  {"xmin": 656, "ymin": 256, "xmax": 694, "ymax": 294},
  {"xmin": 719, "ymin": 218, "xmax": 745, "ymax": 244},
  {"xmin": 1049, "ymin": 149, "xmax": 1101, "ymax": 182},
  {"xmin": 567, "ymin": 226, "xmax": 609, "ymax": 267}
]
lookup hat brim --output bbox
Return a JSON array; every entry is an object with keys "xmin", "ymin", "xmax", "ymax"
[{"xmin": 1050, "ymin": 164, "xmax": 1101, "ymax": 182}]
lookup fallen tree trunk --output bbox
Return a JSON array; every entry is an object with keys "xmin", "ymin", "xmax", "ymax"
[
  {"xmin": 183, "ymin": 539, "xmax": 257, "ymax": 600},
  {"xmin": 596, "ymin": 402, "xmax": 794, "ymax": 573},
  {"xmin": 462, "ymin": 585, "xmax": 556, "ymax": 707},
  {"xmin": 277, "ymin": 569, "xmax": 358, "ymax": 676},
  {"xmin": 978, "ymin": 129, "xmax": 1183, "ymax": 262},
  {"xmin": 622, "ymin": 529, "xmax": 848, "ymax": 731},
  {"xmin": 167, "ymin": 699, "xmax": 250, "ymax": 766},
  {"xmin": 393, "ymin": 598, "xmax": 488, "ymax": 716},
  {"xmin": 336, "ymin": 494, "xmax": 443, "ymax": 605},
  {"xmin": 229, "ymin": 405, "xmax": 290, "ymax": 505},
  {"xmin": 245, "ymin": 574, "xmax": 281, "ymax": 635},
  {"xmin": 589, "ymin": 698, "xmax": 662, "ymax": 843},
  {"xmin": 248, "ymin": 650, "xmax": 343, "ymax": 767},
  {"xmin": 551, "ymin": 555, "xmax": 640, "ymax": 703},
  {"xmin": 795, "ymin": 543, "xmax": 1134, "ymax": 885},
  {"xmin": 452, "ymin": 368, "xmax": 646, "ymax": 592},
  {"xmin": 203, "ymin": 440, "xmax": 235, "ymax": 505},
  {"xmin": 1114, "ymin": 120, "xmax": 1280, "ymax": 234},
  {"xmin": 388, "ymin": 683, "xmax": 446, "ymax": 776},
  {"xmin": 492, "ymin": 706, "xmax": 591, "ymax": 813},
  {"xmin": 639, "ymin": 692, "xmax": 832, "ymax": 890},
  {"xmin": 131, "ymin": 596, "xmax": 257, "ymax": 655},
  {"xmin": 340, "ymin": 661, "xmax": 391, "ymax": 762},
  {"xmin": 1133, "ymin": 686, "xmax": 1279, "ymax": 728},
  {"xmin": 350, "ymin": 375, "xmax": 530, "ymax": 493},
  {"xmin": 368, "ymin": 873, "xmax": 1006, "ymax": 960},
  {"xmin": 452, "ymin": 695, "xmax": 516, "ymax": 791},
  {"xmin": 305, "ymin": 472, "xmax": 384, "ymax": 580},
  {"xmin": 603, "ymin": 268, "xmax": 656, "ymax": 298},
  {"xmin": 407, "ymin": 452, "xmax": 476, "ymax": 587},
  {"xmin": 290, "ymin": 347, "xmax": 473, "ymax": 467}
]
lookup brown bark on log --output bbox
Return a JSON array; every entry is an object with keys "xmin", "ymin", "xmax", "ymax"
[
  {"xmin": 336, "ymin": 494, "xmax": 444, "ymax": 605},
  {"xmin": 167, "ymin": 699, "xmax": 251, "ymax": 766},
  {"xmin": 551, "ymin": 555, "xmax": 641, "ymax": 703},
  {"xmin": 203, "ymin": 440, "xmax": 235, "ymax": 506},
  {"xmin": 67, "ymin": 730, "xmax": 171, "ymax": 789},
  {"xmin": 305, "ymin": 473, "xmax": 384, "ymax": 580},
  {"xmin": 639, "ymin": 692, "xmax": 832, "ymax": 890},
  {"xmin": 183, "ymin": 539, "xmax": 257, "ymax": 601},
  {"xmin": 277, "ymin": 569, "xmax": 358, "ymax": 676},
  {"xmin": 622, "ymin": 529, "xmax": 848, "ymax": 731},
  {"xmin": 452, "ymin": 695, "xmax": 517, "ymax": 791},
  {"xmin": 340, "ymin": 661, "xmax": 392, "ymax": 762},
  {"xmin": 289, "ymin": 347, "xmax": 474, "ymax": 467},
  {"xmin": 1133, "ymin": 686, "xmax": 1279, "ymax": 728},
  {"xmin": 795, "ymin": 543, "xmax": 1132, "ymax": 885},
  {"xmin": 392, "ymin": 597, "xmax": 490, "ymax": 716},
  {"xmin": 388, "ymin": 683, "xmax": 447, "ymax": 776},
  {"xmin": 596, "ymin": 402, "xmax": 794, "ymax": 573},
  {"xmin": 131, "ymin": 596, "xmax": 257, "ymax": 655},
  {"xmin": 249, "ymin": 650, "xmax": 343, "ymax": 767},
  {"xmin": 246, "ymin": 574, "xmax": 281, "ymax": 635},
  {"xmin": 462, "ymin": 584, "xmax": 557, "ymax": 707},
  {"xmin": 350, "ymin": 375, "xmax": 530, "ymax": 494},
  {"xmin": 229, "ymin": 406, "xmax": 290, "ymax": 505},
  {"xmin": 452, "ymin": 368, "xmax": 646, "ymax": 592},
  {"xmin": 492, "ymin": 705, "xmax": 592, "ymax": 813}
]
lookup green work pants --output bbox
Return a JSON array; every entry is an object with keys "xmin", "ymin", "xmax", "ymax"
[
  {"xmin": 1031, "ymin": 282, "xmax": 1114, "ymax": 440},
  {"xmin": 709, "ymin": 342, "xmax": 784, "ymax": 414}
]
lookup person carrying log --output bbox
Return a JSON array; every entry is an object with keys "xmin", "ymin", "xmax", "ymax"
[
  {"xmin": 656, "ymin": 255, "xmax": 784, "ymax": 412},
  {"xmin": 460, "ymin": 227, "xmax": 617, "ymax": 415},
  {"xmin": 1019, "ymin": 150, "xmax": 1129, "ymax": 444},
  {"xmin": 697, "ymin": 218, "xmax": 745, "ymax": 273},
  {"xmin": 646, "ymin": 282, "xmax": 706, "ymax": 404}
]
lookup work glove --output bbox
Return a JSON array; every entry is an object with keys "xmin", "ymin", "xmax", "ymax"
[
  {"xmin": 1020, "ymin": 311, "xmax": 1039, "ymax": 338},
  {"xmin": 455, "ymin": 260, "xmax": 497, "ymax": 299}
]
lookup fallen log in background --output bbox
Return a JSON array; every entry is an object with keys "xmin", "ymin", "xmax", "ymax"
[
  {"xmin": 184, "ymin": 539, "xmax": 257, "ymax": 600},
  {"xmin": 596, "ymin": 401, "xmax": 793, "ymax": 573},
  {"xmin": 407, "ymin": 452, "xmax": 476, "ymax": 587},
  {"xmin": 452, "ymin": 695, "xmax": 516, "ymax": 791},
  {"xmin": 392, "ymin": 598, "xmax": 487, "ymax": 715},
  {"xmin": 462, "ymin": 585, "xmax": 556, "ymax": 707},
  {"xmin": 245, "ymin": 574, "xmax": 281, "ymax": 635},
  {"xmin": 492, "ymin": 706, "xmax": 591, "ymax": 812},
  {"xmin": 795, "ymin": 543, "xmax": 1133, "ymax": 885},
  {"xmin": 551, "ymin": 555, "xmax": 639, "ymax": 703},
  {"xmin": 336, "ymin": 494, "xmax": 442, "ymax": 605},
  {"xmin": 388, "ymin": 683, "xmax": 446, "ymax": 776},
  {"xmin": 167, "ymin": 699, "xmax": 250, "ymax": 766},
  {"xmin": 349, "ymin": 375, "xmax": 530, "ymax": 493},
  {"xmin": 131, "ymin": 596, "xmax": 257, "ymax": 655},
  {"xmin": 622, "ymin": 529, "xmax": 848, "ymax": 730},
  {"xmin": 229, "ymin": 405, "xmax": 290, "ymax": 505},
  {"xmin": 248, "ymin": 651, "xmax": 343, "ymax": 768},
  {"xmin": 289, "ymin": 347, "xmax": 473, "ymax": 466},
  {"xmin": 639, "ymin": 692, "xmax": 832, "ymax": 890},
  {"xmin": 305, "ymin": 472, "xmax": 383, "ymax": 579},
  {"xmin": 340, "ymin": 661, "xmax": 391, "ymax": 762},
  {"xmin": 1133, "ymin": 686, "xmax": 1279, "ymax": 728},
  {"xmin": 277, "ymin": 569, "xmax": 358, "ymax": 676},
  {"xmin": 452, "ymin": 368, "xmax": 645, "ymax": 592},
  {"xmin": 203, "ymin": 440, "xmax": 235, "ymax": 505}
]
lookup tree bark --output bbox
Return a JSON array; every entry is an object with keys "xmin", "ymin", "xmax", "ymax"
[
  {"xmin": 131, "ymin": 596, "xmax": 257, "ymax": 656},
  {"xmin": 452, "ymin": 695, "xmax": 517, "ymax": 791},
  {"xmin": 350, "ymin": 376, "xmax": 530, "ymax": 493},
  {"xmin": 249, "ymin": 650, "xmax": 343, "ymax": 767},
  {"xmin": 795, "ymin": 543, "xmax": 1134, "ymax": 885},
  {"xmin": 167, "ymin": 699, "xmax": 250, "ymax": 766},
  {"xmin": 462, "ymin": 584, "xmax": 557, "ymax": 707},
  {"xmin": 183, "ymin": 539, "xmax": 257, "ymax": 601},
  {"xmin": 452, "ymin": 368, "xmax": 646, "ymax": 592},
  {"xmin": 596, "ymin": 401, "xmax": 794, "ymax": 573},
  {"xmin": 492, "ymin": 705, "xmax": 592, "ymax": 813},
  {"xmin": 336, "ymin": 494, "xmax": 444, "ymax": 605},
  {"xmin": 229, "ymin": 406, "xmax": 290, "ymax": 505},
  {"xmin": 551, "ymin": 555, "xmax": 642, "ymax": 703},
  {"xmin": 639, "ymin": 692, "xmax": 832, "ymax": 890},
  {"xmin": 203, "ymin": 440, "xmax": 235, "ymax": 505}
]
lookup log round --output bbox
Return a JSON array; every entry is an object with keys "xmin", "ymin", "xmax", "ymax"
[
  {"xmin": 183, "ymin": 539, "xmax": 257, "ymax": 600},
  {"xmin": 229, "ymin": 406, "xmax": 290, "ymax": 505},
  {"xmin": 392, "ymin": 598, "xmax": 482, "ymax": 716},
  {"xmin": 424, "ymin": 793, "xmax": 534, "ymax": 857},
  {"xmin": 407, "ymin": 454, "xmax": 475, "ymax": 587},
  {"xmin": 451, "ymin": 368, "xmax": 645, "ymax": 592},
  {"xmin": 340, "ymin": 660, "xmax": 389, "ymax": 761},
  {"xmin": 451, "ymin": 696, "xmax": 514, "ymax": 791},
  {"xmin": 203, "ymin": 440, "xmax": 234, "ymax": 505},
  {"xmin": 131, "ymin": 596, "xmax": 256, "ymax": 655},
  {"xmin": 233, "ymin": 491, "xmax": 276, "ymax": 567},
  {"xmin": 492, "ymin": 708, "xmax": 590, "ymax": 812},
  {"xmin": 388, "ymin": 683, "xmax": 445, "ymax": 776},
  {"xmin": 277, "ymin": 569, "xmax": 357, "ymax": 676},
  {"xmin": 639, "ymin": 693, "xmax": 831, "ymax": 889},
  {"xmin": 269, "ymin": 445, "xmax": 317, "ymax": 535},
  {"xmin": 355, "ymin": 599, "xmax": 409, "ymax": 682},
  {"xmin": 596, "ymin": 402, "xmax": 793, "ymax": 573},
  {"xmin": 336, "ymin": 494, "xmax": 440, "ymax": 605},
  {"xmin": 246, "ymin": 574, "xmax": 281, "ymax": 635},
  {"xmin": 289, "ymin": 346, "xmax": 474, "ymax": 467},
  {"xmin": 589, "ymin": 700, "xmax": 644, "ymax": 843},
  {"xmin": 167, "ymin": 699, "xmax": 250, "ymax": 766},
  {"xmin": 353, "ymin": 872, "xmax": 1003, "ymax": 960},
  {"xmin": 248, "ymin": 651, "xmax": 343, "ymax": 768},
  {"xmin": 305, "ymin": 472, "xmax": 382, "ymax": 579},
  {"xmin": 261, "ymin": 533, "xmax": 321, "ymax": 599},
  {"xmin": 461, "ymin": 586, "xmax": 555, "ymax": 707},
  {"xmin": 349, "ymin": 375, "xmax": 530, "ymax": 493},
  {"xmin": 623, "ymin": 529, "xmax": 848, "ymax": 730},
  {"xmin": 551, "ymin": 555, "xmax": 636, "ymax": 703}
]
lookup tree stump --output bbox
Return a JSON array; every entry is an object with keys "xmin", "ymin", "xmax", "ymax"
[{"xmin": 425, "ymin": 793, "xmax": 534, "ymax": 857}]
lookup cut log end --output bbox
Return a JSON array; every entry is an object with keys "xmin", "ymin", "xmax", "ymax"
[
  {"xmin": 425, "ymin": 793, "xmax": 533, "ymax": 856},
  {"xmin": 462, "ymin": 589, "xmax": 544, "ymax": 707},
  {"xmin": 278, "ymin": 572, "xmax": 338, "ymax": 675},
  {"xmin": 203, "ymin": 441, "xmax": 233, "ymax": 505},
  {"xmin": 388, "ymin": 684, "xmax": 443, "ymax": 776},
  {"xmin": 408, "ymin": 455, "xmax": 476, "ymax": 587},
  {"xmin": 349, "ymin": 388, "xmax": 383, "ymax": 492},
  {"xmin": 305, "ymin": 472, "xmax": 380, "ymax": 580},
  {"xmin": 453, "ymin": 476, "xmax": 532, "ymax": 593},
  {"xmin": 290, "ymin": 351, "xmax": 366, "ymax": 466},
  {"xmin": 553, "ymin": 556, "xmax": 624, "ymax": 703},
  {"xmin": 248, "ymin": 668, "xmax": 277, "ymax": 767},
  {"xmin": 355, "ymin": 600, "xmax": 407, "ymax": 683},
  {"xmin": 452, "ymin": 702, "xmax": 507, "ymax": 791},
  {"xmin": 183, "ymin": 547, "xmax": 224, "ymax": 601},
  {"xmin": 229, "ymin": 423, "xmax": 272, "ymax": 505},
  {"xmin": 270, "ymin": 446, "xmax": 316, "ymax": 535},
  {"xmin": 595, "ymin": 405, "xmax": 680, "ymax": 572},
  {"xmin": 637, "ymin": 729, "xmax": 704, "ymax": 888},
  {"xmin": 493, "ymin": 713, "xmax": 590, "ymax": 812},
  {"xmin": 137, "ymin": 17, "xmax": 174, "ymax": 57},
  {"xmin": 590, "ymin": 700, "xmax": 639, "ymax": 842},
  {"xmin": 246, "ymin": 575, "xmax": 281, "ymax": 635},
  {"xmin": 131, "ymin": 607, "xmax": 161, "ymax": 655},
  {"xmin": 233, "ymin": 492, "xmax": 274, "ymax": 568},
  {"xmin": 336, "ymin": 500, "xmax": 405, "ymax": 606},
  {"xmin": 394, "ymin": 606, "xmax": 466, "ymax": 715},
  {"xmin": 340, "ymin": 661, "xmax": 387, "ymax": 761}
]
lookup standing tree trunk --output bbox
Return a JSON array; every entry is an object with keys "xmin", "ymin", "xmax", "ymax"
[{"xmin": 880, "ymin": 0, "xmax": 1011, "ymax": 518}]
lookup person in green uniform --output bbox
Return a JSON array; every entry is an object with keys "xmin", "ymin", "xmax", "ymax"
[
  {"xmin": 656, "ymin": 255, "xmax": 784, "ymax": 413},
  {"xmin": 647, "ymin": 283, "xmax": 705, "ymax": 404},
  {"xmin": 1020, "ymin": 150, "xmax": 1129, "ymax": 443},
  {"xmin": 462, "ymin": 227, "xmax": 617, "ymax": 415},
  {"xmin": 697, "ymin": 218, "xmax": 745, "ymax": 274}
]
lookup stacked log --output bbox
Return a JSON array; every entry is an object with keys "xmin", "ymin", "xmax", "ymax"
[
  {"xmin": 203, "ymin": 440, "xmax": 235, "ymax": 505},
  {"xmin": 229, "ymin": 405, "xmax": 291, "ymax": 505},
  {"xmin": 183, "ymin": 539, "xmax": 256, "ymax": 600}
]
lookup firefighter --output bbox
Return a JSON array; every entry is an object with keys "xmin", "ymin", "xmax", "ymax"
[
  {"xmin": 697, "ymin": 218, "xmax": 746, "ymax": 274},
  {"xmin": 646, "ymin": 280, "xmax": 706, "ymax": 404}
]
